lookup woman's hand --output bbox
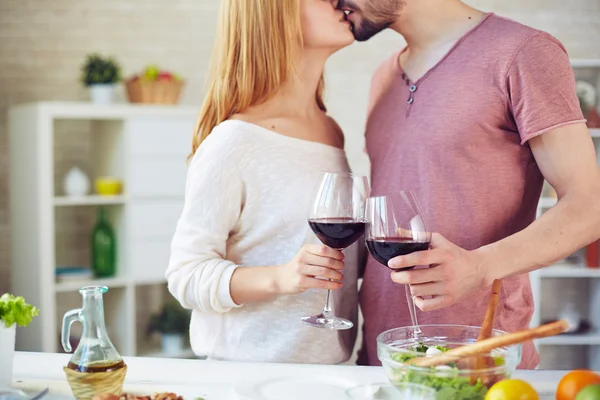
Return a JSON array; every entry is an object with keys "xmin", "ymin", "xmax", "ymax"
[
  {"xmin": 274, "ymin": 244, "xmax": 345, "ymax": 294},
  {"xmin": 229, "ymin": 245, "xmax": 345, "ymax": 305}
]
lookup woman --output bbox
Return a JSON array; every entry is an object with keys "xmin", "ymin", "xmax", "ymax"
[{"xmin": 166, "ymin": 0, "xmax": 359, "ymax": 364}]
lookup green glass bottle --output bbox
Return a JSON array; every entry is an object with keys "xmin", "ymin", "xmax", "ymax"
[{"xmin": 91, "ymin": 207, "xmax": 116, "ymax": 278}]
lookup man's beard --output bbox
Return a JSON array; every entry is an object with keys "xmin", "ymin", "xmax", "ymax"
[
  {"xmin": 344, "ymin": 0, "xmax": 404, "ymax": 42},
  {"xmin": 352, "ymin": 18, "xmax": 393, "ymax": 42}
]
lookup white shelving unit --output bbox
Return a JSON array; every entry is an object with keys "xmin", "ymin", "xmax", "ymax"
[
  {"xmin": 54, "ymin": 195, "xmax": 128, "ymax": 207},
  {"xmin": 8, "ymin": 101, "xmax": 198, "ymax": 358},
  {"xmin": 529, "ymin": 60, "xmax": 600, "ymax": 371}
]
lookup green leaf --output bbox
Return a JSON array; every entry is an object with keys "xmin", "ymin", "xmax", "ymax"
[
  {"xmin": 81, "ymin": 53, "xmax": 121, "ymax": 85},
  {"xmin": 0, "ymin": 293, "xmax": 39, "ymax": 328},
  {"xmin": 414, "ymin": 342, "xmax": 429, "ymax": 353}
]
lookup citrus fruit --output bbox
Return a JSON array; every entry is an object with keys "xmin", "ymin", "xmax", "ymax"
[
  {"xmin": 484, "ymin": 379, "xmax": 539, "ymax": 400},
  {"xmin": 557, "ymin": 370, "xmax": 600, "ymax": 400},
  {"xmin": 575, "ymin": 384, "xmax": 600, "ymax": 400}
]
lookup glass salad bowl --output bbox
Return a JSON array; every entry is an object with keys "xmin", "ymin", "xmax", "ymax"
[{"xmin": 377, "ymin": 325, "xmax": 522, "ymax": 400}]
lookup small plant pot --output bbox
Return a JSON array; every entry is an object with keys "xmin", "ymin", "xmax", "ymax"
[
  {"xmin": 89, "ymin": 84, "xmax": 115, "ymax": 105},
  {"xmin": 161, "ymin": 333, "xmax": 184, "ymax": 355},
  {"xmin": 0, "ymin": 323, "xmax": 16, "ymax": 389}
]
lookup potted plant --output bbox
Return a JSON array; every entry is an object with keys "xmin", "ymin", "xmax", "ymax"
[
  {"xmin": 81, "ymin": 54, "xmax": 121, "ymax": 105},
  {"xmin": 0, "ymin": 294, "xmax": 39, "ymax": 388},
  {"xmin": 147, "ymin": 300, "xmax": 190, "ymax": 356}
]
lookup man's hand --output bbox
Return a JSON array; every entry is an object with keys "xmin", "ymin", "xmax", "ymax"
[{"xmin": 389, "ymin": 233, "xmax": 492, "ymax": 311}]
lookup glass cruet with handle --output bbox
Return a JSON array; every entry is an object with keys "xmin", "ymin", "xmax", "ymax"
[{"xmin": 61, "ymin": 286, "xmax": 127, "ymax": 400}]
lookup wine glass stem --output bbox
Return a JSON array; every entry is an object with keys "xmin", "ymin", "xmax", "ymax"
[
  {"xmin": 322, "ymin": 289, "xmax": 333, "ymax": 318},
  {"xmin": 321, "ymin": 247, "xmax": 344, "ymax": 320},
  {"xmin": 405, "ymin": 284, "xmax": 422, "ymax": 336}
]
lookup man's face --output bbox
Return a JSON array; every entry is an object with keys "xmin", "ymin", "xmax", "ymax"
[{"xmin": 338, "ymin": 0, "xmax": 404, "ymax": 41}]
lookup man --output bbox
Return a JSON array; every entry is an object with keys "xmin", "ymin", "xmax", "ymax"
[{"xmin": 339, "ymin": 0, "xmax": 600, "ymax": 368}]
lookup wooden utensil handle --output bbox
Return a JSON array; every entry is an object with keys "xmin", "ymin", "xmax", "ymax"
[
  {"xmin": 470, "ymin": 279, "xmax": 503, "ymax": 379},
  {"xmin": 408, "ymin": 320, "xmax": 569, "ymax": 368},
  {"xmin": 478, "ymin": 279, "xmax": 502, "ymax": 341}
]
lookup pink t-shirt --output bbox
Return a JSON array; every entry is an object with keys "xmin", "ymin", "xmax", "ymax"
[{"xmin": 359, "ymin": 13, "xmax": 585, "ymax": 368}]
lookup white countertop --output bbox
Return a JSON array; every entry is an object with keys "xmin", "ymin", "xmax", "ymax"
[{"xmin": 12, "ymin": 352, "xmax": 565, "ymax": 400}]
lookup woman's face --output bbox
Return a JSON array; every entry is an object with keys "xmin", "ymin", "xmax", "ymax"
[{"xmin": 300, "ymin": 0, "xmax": 354, "ymax": 52}]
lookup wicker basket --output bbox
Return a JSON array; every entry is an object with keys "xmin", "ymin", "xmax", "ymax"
[
  {"xmin": 125, "ymin": 79, "xmax": 184, "ymax": 105},
  {"xmin": 64, "ymin": 364, "xmax": 127, "ymax": 400}
]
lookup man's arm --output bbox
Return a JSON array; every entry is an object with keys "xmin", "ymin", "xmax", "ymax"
[
  {"xmin": 389, "ymin": 122, "xmax": 600, "ymax": 311},
  {"xmin": 478, "ymin": 121, "xmax": 600, "ymax": 279}
]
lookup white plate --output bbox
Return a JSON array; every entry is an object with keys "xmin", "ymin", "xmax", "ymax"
[{"xmin": 234, "ymin": 376, "xmax": 356, "ymax": 400}]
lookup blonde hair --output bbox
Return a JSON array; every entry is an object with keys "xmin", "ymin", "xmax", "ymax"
[{"xmin": 189, "ymin": 0, "xmax": 327, "ymax": 160}]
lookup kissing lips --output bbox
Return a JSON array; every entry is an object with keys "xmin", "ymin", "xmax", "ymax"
[
  {"xmin": 338, "ymin": 8, "xmax": 355, "ymax": 21},
  {"xmin": 337, "ymin": 0, "xmax": 357, "ymax": 31}
]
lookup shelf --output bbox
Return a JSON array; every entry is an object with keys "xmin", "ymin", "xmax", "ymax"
[
  {"xmin": 55, "ymin": 276, "xmax": 130, "ymax": 292},
  {"xmin": 539, "ymin": 265, "xmax": 600, "ymax": 278},
  {"xmin": 12, "ymin": 101, "xmax": 199, "ymax": 120},
  {"xmin": 134, "ymin": 277, "xmax": 168, "ymax": 286},
  {"xmin": 537, "ymin": 332, "xmax": 600, "ymax": 346},
  {"xmin": 54, "ymin": 195, "xmax": 127, "ymax": 206},
  {"xmin": 55, "ymin": 277, "xmax": 168, "ymax": 292},
  {"xmin": 571, "ymin": 59, "xmax": 600, "ymax": 68}
]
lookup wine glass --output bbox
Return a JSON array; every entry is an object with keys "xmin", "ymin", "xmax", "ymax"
[
  {"xmin": 365, "ymin": 191, "xmax": 431, "ymax": 337},
  {"xmin": 302, "ymin": 172, "xmax": 369, "ymax": 330}
]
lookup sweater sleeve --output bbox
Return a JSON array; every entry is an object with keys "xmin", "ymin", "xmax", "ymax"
[{"xmin": 166, "ymin": 129, "xmax": 245, "ymax": 313}]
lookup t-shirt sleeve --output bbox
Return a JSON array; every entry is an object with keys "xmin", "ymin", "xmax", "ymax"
[{"xmin": 506, "ymin": 32, "xmax": 585, "ymax": 145}]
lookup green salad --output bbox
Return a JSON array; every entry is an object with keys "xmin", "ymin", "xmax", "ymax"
[
  {"xmin": 389, "ymin": 343, "xmax": 506, "ymax": 400},
  {"xmin": 0, "ymin": 293, "xmax": 39, "ymax": 328}
]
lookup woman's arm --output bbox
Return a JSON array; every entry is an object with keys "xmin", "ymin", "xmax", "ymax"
[
  {"xmin": 167, "ymin": 130, "xmax": 346, "ymax": 313},
  {"xmin": 166, "ymin": 132, "xmax": 247, "ymax": 313}
]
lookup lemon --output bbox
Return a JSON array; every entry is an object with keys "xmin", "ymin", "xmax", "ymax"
[{"xmin": 485, "ymin": 379, "xmax": 539, "ymax": 400}]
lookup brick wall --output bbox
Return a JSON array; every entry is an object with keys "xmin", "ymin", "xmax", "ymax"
[{"xmin": 1, "ymin": 0, "xmax": 599, "ymax": 293}]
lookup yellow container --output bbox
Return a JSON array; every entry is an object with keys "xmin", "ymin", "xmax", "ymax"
[{"xmin": 95, "ymin": 177, "xmax": 122, "ymax": 196}]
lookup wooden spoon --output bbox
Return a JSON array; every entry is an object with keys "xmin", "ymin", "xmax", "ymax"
[
  {"xmin": 408, "ymin": 320, "xmax": 569, "ymax": 368},
  {"xmin": 477, "ymin": 280, "xmax": 503, "ymax": 341},
  {"xmin": 464, "ymin": 279, "xmax": 502, "ymax": 384}
]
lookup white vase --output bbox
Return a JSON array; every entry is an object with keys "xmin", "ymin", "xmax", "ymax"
[
  {"xmin": 161, "ymin": 334, "xmax": 184, "ymax": 356},
  {"xmin": 0, "ymin": 323, "xmax": 16, "ymax": 389},
  {"xmin": 89, "ymin": 84, "xmax": 114, "ymax": 105},
  {"xmin": 63, "ymin": 166, "xmax": 90, "ymax": 197}
]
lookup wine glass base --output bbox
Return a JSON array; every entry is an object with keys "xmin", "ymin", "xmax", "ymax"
[{"xmin": 301, "ymin": 314, "xmax": 353, "ymax": 330}]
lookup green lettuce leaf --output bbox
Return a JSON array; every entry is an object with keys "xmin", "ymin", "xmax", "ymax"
[
  {"xmin": 388, "ymin": 345, "xmax": 505, "ymax": 400},
  {"xmin": 0, "ymin": 293, "xmax": 39, "ymax": 328}
]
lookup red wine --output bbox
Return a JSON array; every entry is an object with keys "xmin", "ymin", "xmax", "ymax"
[
  {"xmin": 366, "ymin": 238, "xmax": 430, "ymax": 270},
  {"xmin": 308, "ymin": 218, "xmax": 365, "ymax": 250}
]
